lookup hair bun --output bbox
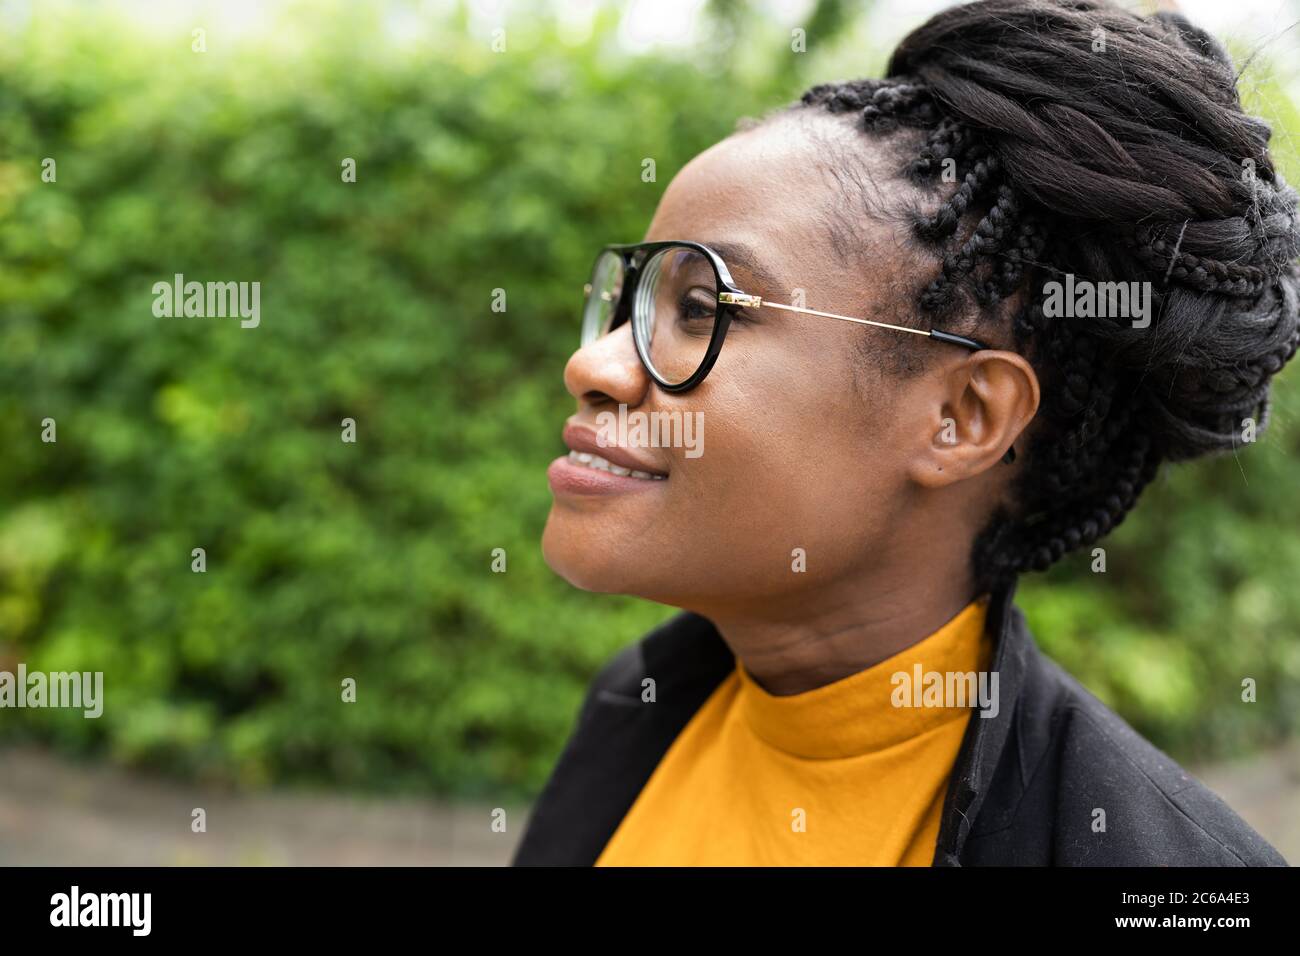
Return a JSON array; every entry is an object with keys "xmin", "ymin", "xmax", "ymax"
[{"xmin": 884, "ymin": 0, "xmax": 1300, "ymax": 462}]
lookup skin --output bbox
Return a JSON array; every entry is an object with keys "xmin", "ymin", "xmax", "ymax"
[{"xmin": 543, "ymin": 110, "xmax": 1040, "ymax": 696}]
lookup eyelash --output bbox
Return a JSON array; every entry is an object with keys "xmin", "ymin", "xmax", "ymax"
[{"xmin": 679, "ymin": 292, "xmax": 713, "ymax": 319}]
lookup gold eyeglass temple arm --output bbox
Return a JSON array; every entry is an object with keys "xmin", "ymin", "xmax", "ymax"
[{"xmin": 719, "ymin": 292, "xmax": 930, "ymax": 338}]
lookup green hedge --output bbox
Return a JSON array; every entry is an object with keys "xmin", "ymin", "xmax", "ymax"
[{"xmin": 0, "ymin": 2, "xmax": 1296, "ymax": 798}]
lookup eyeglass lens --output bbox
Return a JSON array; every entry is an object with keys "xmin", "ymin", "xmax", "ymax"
[{"xmin": 581, "ymin": 245, "xmax": 719, "ymax": 387}]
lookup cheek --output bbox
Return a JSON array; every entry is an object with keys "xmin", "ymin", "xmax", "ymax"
[{"xmin": 665, "ymin": 349, "xmax": 908, "ymax": 582}]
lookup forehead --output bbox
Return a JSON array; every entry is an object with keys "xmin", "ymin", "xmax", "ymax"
[{"xmin": 644, "ymin": 111, "xmax": 908, "ymax": 292}]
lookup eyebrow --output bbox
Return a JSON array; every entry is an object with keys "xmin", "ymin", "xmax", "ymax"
[{"xmin": 697, "ymin": 239, "xmax": 785, "ymax": 294}]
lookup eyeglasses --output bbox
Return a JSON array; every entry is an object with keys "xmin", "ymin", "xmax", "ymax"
[{"xmin": 580, "ymin": 240, "xmax": 990, "ymax": 393}]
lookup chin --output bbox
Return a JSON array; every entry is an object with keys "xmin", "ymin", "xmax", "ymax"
[
  {"xmin": 542, "ymin": 512, "xmax": 694, "ymax": 602},
  {"xmin": 541, "ymin": 515, "xmax": 629, "ymax": 595}
]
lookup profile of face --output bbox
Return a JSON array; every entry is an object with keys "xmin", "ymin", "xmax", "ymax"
[{"xmin": 542, "ymin": 111, "xmax": 1039, "ymax": 620}]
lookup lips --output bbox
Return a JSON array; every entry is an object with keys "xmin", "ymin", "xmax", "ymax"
[
  {"xmin": 562, "ymin": 422, "xmax": 668, "ymax": 478},
  {"xmin": 547, "ymin": 420, "xmax": 671, "ymax": 498}
]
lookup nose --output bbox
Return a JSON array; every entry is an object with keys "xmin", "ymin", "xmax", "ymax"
[{"xmin": 563, "ymin": 321, "xmax": 652, "ymax": 409}]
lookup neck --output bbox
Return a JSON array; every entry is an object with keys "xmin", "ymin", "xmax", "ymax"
[{"xmin": 702, "ymin": 560, "xmax": 981, "ymax": 697}]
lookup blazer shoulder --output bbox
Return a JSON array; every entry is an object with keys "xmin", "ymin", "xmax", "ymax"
[
  {"xmin": 579, "ymin": 613, "xmax": 722, "ymax": 712},
  {"xmin": 588, "ymin": 610, "xmax": 731, "ymax": 700},
  {"xmin": 1026, "ymin": 649, "xmax": 1287, "ymax": 866},
  {"xmin": 587, "ymin": 635, "xmax": 647, "ymax": 702}
]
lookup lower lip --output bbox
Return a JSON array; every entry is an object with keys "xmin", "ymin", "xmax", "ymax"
[{"xmin": 547, "ymin": 455, "xmax": 668, "ymax": 496}]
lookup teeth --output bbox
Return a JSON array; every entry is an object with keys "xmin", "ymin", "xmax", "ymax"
[{"xmin": 568, "ymin": 450, "xmax": 666, "ymax": 480}]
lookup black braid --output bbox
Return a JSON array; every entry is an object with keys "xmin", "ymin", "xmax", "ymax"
[
  {"xmin": 787, "ymin": 0, "xmax": 1300, "ymax": 592},
  {"xmin": 914, "ymin": 151, "xmax": 998, "ymax": 243},
  {"xmin": 921, "ymin": 179, "xmax": 1019, "ymax": 313},
  {"xmin": 907, "ymin": 117, "xmax": 975, "ymax": 183}
]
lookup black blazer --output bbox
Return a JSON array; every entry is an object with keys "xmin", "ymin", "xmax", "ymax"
[{"xmin": 513, "ymin": 577, "xmax": 1287, "ymax": 866}]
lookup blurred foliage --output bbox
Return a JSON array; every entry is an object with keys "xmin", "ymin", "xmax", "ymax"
[{"xmin": 0, "ymin": 0, "xmax": 1297, "ymax": 799}]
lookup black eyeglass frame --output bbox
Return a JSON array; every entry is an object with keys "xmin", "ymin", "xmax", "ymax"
[{"xmin": 583, "ymin": 240, "xmax": 991, "ymax": 395}]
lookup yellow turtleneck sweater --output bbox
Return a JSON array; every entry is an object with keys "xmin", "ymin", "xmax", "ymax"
[{"xmin": 595, "ymin": 596, "xmax": 993, "ymax": 866}]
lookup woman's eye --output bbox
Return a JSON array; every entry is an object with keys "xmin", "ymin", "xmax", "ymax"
[{"xmin": 677, "ymin": 290, "xmax": 716, "ymax": 322}]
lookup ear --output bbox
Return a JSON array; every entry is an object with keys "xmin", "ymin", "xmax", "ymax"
[{"xmin": 907, "ymin": 350, "xmax": 1040, "ymax": 489}]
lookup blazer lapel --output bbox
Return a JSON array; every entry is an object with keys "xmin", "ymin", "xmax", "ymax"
[{"xmin": 931, "ymin": 576, "xmax": 1029, "ymax": 865}]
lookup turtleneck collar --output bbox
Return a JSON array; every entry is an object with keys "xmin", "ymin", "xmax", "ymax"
[{"xmin": 734, "ymin": 595, "xmax": 993, "ymax": 760}]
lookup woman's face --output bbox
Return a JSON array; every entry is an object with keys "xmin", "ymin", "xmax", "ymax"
[{"xmin": 542, "ymin": 113, "xmax": 994, "ymax": 614}]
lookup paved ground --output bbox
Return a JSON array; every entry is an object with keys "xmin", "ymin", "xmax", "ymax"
[
  {"xmin": 1, "ymin": 741, "xmax": 1297, "ymax": 865},
  {"xmin": 0, "ymin": 746, "xmax": 524, "ymax": 866}
]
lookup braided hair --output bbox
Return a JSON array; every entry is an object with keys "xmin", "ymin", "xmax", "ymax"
[{"xmin": 792, "ymin": 0, "xmax": 1300, "ymax": 592}]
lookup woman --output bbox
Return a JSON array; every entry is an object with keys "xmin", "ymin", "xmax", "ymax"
[{"xmin": 514, "ymin": 0, "xmax": 1297, "ymax": 866}]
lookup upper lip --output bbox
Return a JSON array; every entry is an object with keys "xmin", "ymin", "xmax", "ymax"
[{"xmin": 563, "ymin": 421, "xmax": 669, "ymax": 477}]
